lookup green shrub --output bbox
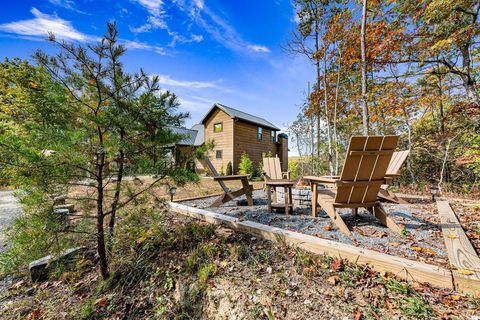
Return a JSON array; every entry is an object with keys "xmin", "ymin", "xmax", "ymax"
[
  {"xmin": 238, "ymin": 152, "xmax": 254, "ymax": 177},
  {"xmin": 226, "ymin": 161, "xmax": 233, "ymax": 176},
  {"xmin": 219, "ymin": 164, "xmax": 224, "ymax": 176}
]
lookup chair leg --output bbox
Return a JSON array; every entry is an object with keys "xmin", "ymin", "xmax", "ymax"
[
  {"xmin": 241, "ymin": 178, "xmax": 253, "ymax": 206},
  {"xmin": 372, "ymin": 204, "xmax": 403, "ymax": 234},
  {"xmin": 311, "ymin": 183, "xmax": 318, "ymax": 217},
  {"xmin": 284, "ymin": 186, "xmax": 289, "ymax": 215},
  {"xmin": 267, "ymin": 185, "xmax": 272, "ymax": 213},
  {"xmin": 320, "ymin": 201, "xmax": 352, "ymax": 237},
  {"xmin": 288, "ymin": 186, "xmax": 293, "ymax": 214}
]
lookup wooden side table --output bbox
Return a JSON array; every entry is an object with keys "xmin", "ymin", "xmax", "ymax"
[{"xmin": 265, "ymin": 180, "xmax": 295, "ymax": 214}]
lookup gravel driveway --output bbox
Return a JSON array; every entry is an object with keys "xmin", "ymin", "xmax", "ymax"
[{"xmin": 0, "ymin": 190, "xmax": 22, "ymax": 253}]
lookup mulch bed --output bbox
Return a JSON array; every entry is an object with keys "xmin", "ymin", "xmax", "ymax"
[
  {"xmin": 180, "ymin": 190, "xmax": 451, "ymax": 268},
  {"xmin": 450, "ymin": 202, "xmax": 480, "ymax": 255}
]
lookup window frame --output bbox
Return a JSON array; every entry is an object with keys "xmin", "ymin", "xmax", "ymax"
[
  {"xmin": 270, "ymin": 130, "xmax": 275, "ymax": 143},
  {"xmin": 215, "ymin": 150, "xmax": 223, "ymax": 160},
  {"xmin": 213, "ymin": 122, "xmax": 223, "ymax": 133},
  {"xmin": 257, "ymin": 127, "xmax": 263, "ymax": 141}
]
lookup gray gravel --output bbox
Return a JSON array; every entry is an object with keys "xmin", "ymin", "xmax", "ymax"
[
  {"xmin": 180, "ymin": 190, "xmax": 448, "ymax": 265},
  {"xmin": 0, "ymin": 190, "xmax": 22, "ymax": 254}
]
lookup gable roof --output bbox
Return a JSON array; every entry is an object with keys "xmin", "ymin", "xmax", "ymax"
[
  {"xmin": 201, "ymin": 103, "xmax": 280, "ymax": 131},
  {"xmin": 169, "ymin": 126, "xmax": 203, "ymax": 146}
]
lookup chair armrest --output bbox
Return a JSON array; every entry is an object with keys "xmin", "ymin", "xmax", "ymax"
[{"xmin": 303, "ymin": 176, "xmax": 339, "ymax": 184}]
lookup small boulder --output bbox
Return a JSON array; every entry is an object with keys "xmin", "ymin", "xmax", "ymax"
[{"xmin": 29, "ymin": 246, "xmax": 89, "ymax": 282}]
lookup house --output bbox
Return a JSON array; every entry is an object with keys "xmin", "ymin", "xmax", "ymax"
[{"xmin": 175, "ymin": 103, "xmax": 288, "ymax": 174}]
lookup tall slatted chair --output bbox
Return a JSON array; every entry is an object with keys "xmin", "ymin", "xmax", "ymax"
[
  {"xmin": 199, "ymin": 157, "xmax": 253, "ymax": 207},
  {"xmin": 263, "ymin": 157, "xmax": 290, "ymax": 180},
  {"xmin": 304, "ymin": 136, "xmax": 403, "ymax": 237},
  {"xmin": 263, "ymin": 157, "xmax": 294, "ymax": 213},
  {"xmin": 378, "ymin": 150, "xmax": 410, "ymax": 204}
]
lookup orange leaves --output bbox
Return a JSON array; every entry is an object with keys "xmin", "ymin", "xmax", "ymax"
[{"xmin": 411, "ymin": 246, "xmax": 436, "ymax": 256}]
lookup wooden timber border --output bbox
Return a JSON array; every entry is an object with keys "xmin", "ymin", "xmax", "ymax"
[
  {"xmin": 437, "ymin": 200, "xmax": 480, "ymax": 296},
  {"xmin": 172, "ymin": 186, "xmax": 264, "ymax": 203},
  {"xmin": 169, "ymin": 202, "xmax": 454, "ymax": 290}
]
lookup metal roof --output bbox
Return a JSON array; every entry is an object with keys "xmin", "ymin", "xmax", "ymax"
[
  {"xmin": 201, "ymin": 103, "xmax": 280, "ymax": 131},
  {"xmin": 169, "ymin": 126, "xmax": 203, "ymax": 146}
]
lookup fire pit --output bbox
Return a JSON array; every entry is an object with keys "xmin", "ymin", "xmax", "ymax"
[{"xmin": 275, "ymin": 186, "xmax": 312, "ymax": 207}]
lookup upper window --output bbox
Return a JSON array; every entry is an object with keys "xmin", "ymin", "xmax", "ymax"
[
  {"xmin": 257, "ymin": 127, "xmax": 263, "ymax": 141},
  {"xmin": 216, "ymin": 150, "xmax": 223, "ymax": 159},
  {"xmin": 270, "ymin": 130, "xmax": 275, "ymax": 143},
  {"xmin": 213, "ymin": 122, "xmax": 223, "ymax": 132}
]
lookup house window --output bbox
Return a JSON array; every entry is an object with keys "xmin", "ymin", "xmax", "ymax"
[
  {"xmin": 257, "ymin": 127, "xmax": 263, "ymax": 141},
  {"xmin": 216, "ymin": 150, "xmax": 223, "ymax": 159},
  {"xmin": 213, "ymin": 122, "xmax": 223, "ymax": 132},
  {"xmin": 270, "ymin": 130, "xmax": 275, "ymax": 143}
]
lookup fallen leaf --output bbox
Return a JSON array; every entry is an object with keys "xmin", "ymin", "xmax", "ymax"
[
  {"xmin": 373, "ymin": 231, "xmax": 387, "ymax": 238},
  {"xmin": 94, "ymin": 296, "xmax": 108, "ymax": 307},
  {"xmin": 452, "ymin": 295, "xmax": 460, "ymax": 301},
  {"xmin": 10, "ymin": 280, "xmax": 25, "ymax": 290},
  {"xmin": 446, "ymin": 233, "xmax": 459, "ymax": 239},
  {"xmin": 323, "ymin": 224, "xmax": 333, "ymax": 231},
  {"xmin": 327, "ymin": 275, "xmax": 339, "ymax": 286},
  {"xmin": 330, "ymin": 258, "xmax": 343, "ymax": 271},
  {"xmin": 456, "ymin": 269, "xmax": 474, "ymax": 276},
  {"xmin": 466, "ymin": 232, "xmax": 480, "ymax": 239},
  {"xmin": 354, "ymin": 307, "xmax": 362, "ymax": 320},
  {"xmin": 27, "ymin": 309, "xmax": 42, "ymax": 320},
  {"xmin": 39, "ymin": 282, "xmax": 50, "ymax": 290},
  {"xmin": 385, "ymin": 299, "xmax": 395, "ymax": 312},
  {"xmin": 411, "ymin": 246, "xmax": 436, "ymax": 255}
]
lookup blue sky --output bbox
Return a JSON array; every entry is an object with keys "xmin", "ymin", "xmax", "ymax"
[{"xmin": 0, "ymin": 0, "xmax": 313, "ymax": 131}]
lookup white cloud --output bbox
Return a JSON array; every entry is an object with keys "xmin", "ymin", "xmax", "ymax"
[
  {"xmin": 176, "ymin": 2, "xmax": 270, "ymax": 55},
  {"xmin": 156, "ymin": 74, "xmax": 218, "ymax": 89},
  {"xmin": 122, "ymin": 40, "xmax": 167, "ymax": 55},
  {"xmin": 48, "ymin": 0, "xmax": 74, "ymax": 10},
  {"xmin": 135, "ymin": 0, "xmax": 164, "ymax": 16},
  {"xmin": 0, "ymin": 7, "xmax": 92, "ymax": 42},
  {"xmin": 247, "ymin": 45, "xmax": 270, "ymax": 53},
  {"xmin": 179, "ymin": 98, "xmax": 212, "ymax": 112}
]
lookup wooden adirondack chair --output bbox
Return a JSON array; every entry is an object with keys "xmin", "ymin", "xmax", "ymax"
[
  {"xmin": 304, "ymin": 136, "xmax": 404, "ymax": 237},
  {"xmin": 263, "ymin": 157, "xmax": 294, "ymax": 213},
  {"xmin": 378, "ymin": 150, "xmax": 410, "ymax": 204},
  {"xmin": 199, "ymin": 157, "xmax": 253, "ymax": 207},
  {"xmin": 262, "ymin": 157, "xmax": 290, "ymax": 180}
]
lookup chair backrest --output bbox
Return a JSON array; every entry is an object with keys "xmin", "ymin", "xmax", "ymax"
[
  {"xmin": 386, "ymin": 150, "xmax": 409, "ymax": 176},
  {"xmin": 335, "ymin": 135, "xmax": 399, "ymax": 205},
  {"xmin": 263, "ymin": 157, "xmax": 283, "ymax": 180},
  {"xmin": 199, "ymin": 157, "xmax": 228, "ymax": 192}
]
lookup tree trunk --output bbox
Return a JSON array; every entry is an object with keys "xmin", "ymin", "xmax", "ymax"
[
  {"xmin": 323, "ymin": 50, "xmax": 334, "ymax": 175},
  {"xmin": 360, "ymin": 0, "xmax": 369, "ymax": 135},
  {"xmin": 96, "ymin": 126, "xmax": 109, "ymax": 279},
  {"xmin": 333, "ymin": 48, "xmax": 342, "ymax": 176},
  {"xmin": 108, "ymin": 128, "xmax": 125, "ymax": 238}
]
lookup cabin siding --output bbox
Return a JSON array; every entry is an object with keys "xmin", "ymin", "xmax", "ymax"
[
  {"xmin": 203, "ymin": 109, "xmax": 234, "ymax": 173},
  {"xmin": 233, "ymin": 120, "xmax": 278, "ymax": 174}
]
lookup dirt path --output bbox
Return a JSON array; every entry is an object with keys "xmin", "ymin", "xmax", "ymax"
[{"xmin": 0, "ymin": 190, "xmax": 22, "ymax": 253}]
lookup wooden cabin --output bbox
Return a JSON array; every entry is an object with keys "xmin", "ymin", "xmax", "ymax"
[{"xmin": 175, "ymin": 103, "xmax": 288, "ymax": 175}]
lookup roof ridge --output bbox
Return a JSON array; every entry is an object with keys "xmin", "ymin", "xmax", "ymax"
[{"xmin": 212, "ymin": 103, "xmax": 279, "ymax": 130}]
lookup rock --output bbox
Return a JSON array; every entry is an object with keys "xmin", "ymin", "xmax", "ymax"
[
  {"xmin": 53, "ymin": 195, "xmax": 67, "ymax": 205},
  {"xmin": 29, "ymin": 246, "xmax": 89, "ymax": 282},
  {"xmin": 53, "ymin": 203, "xmax": 75, "ymax": 213}
]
